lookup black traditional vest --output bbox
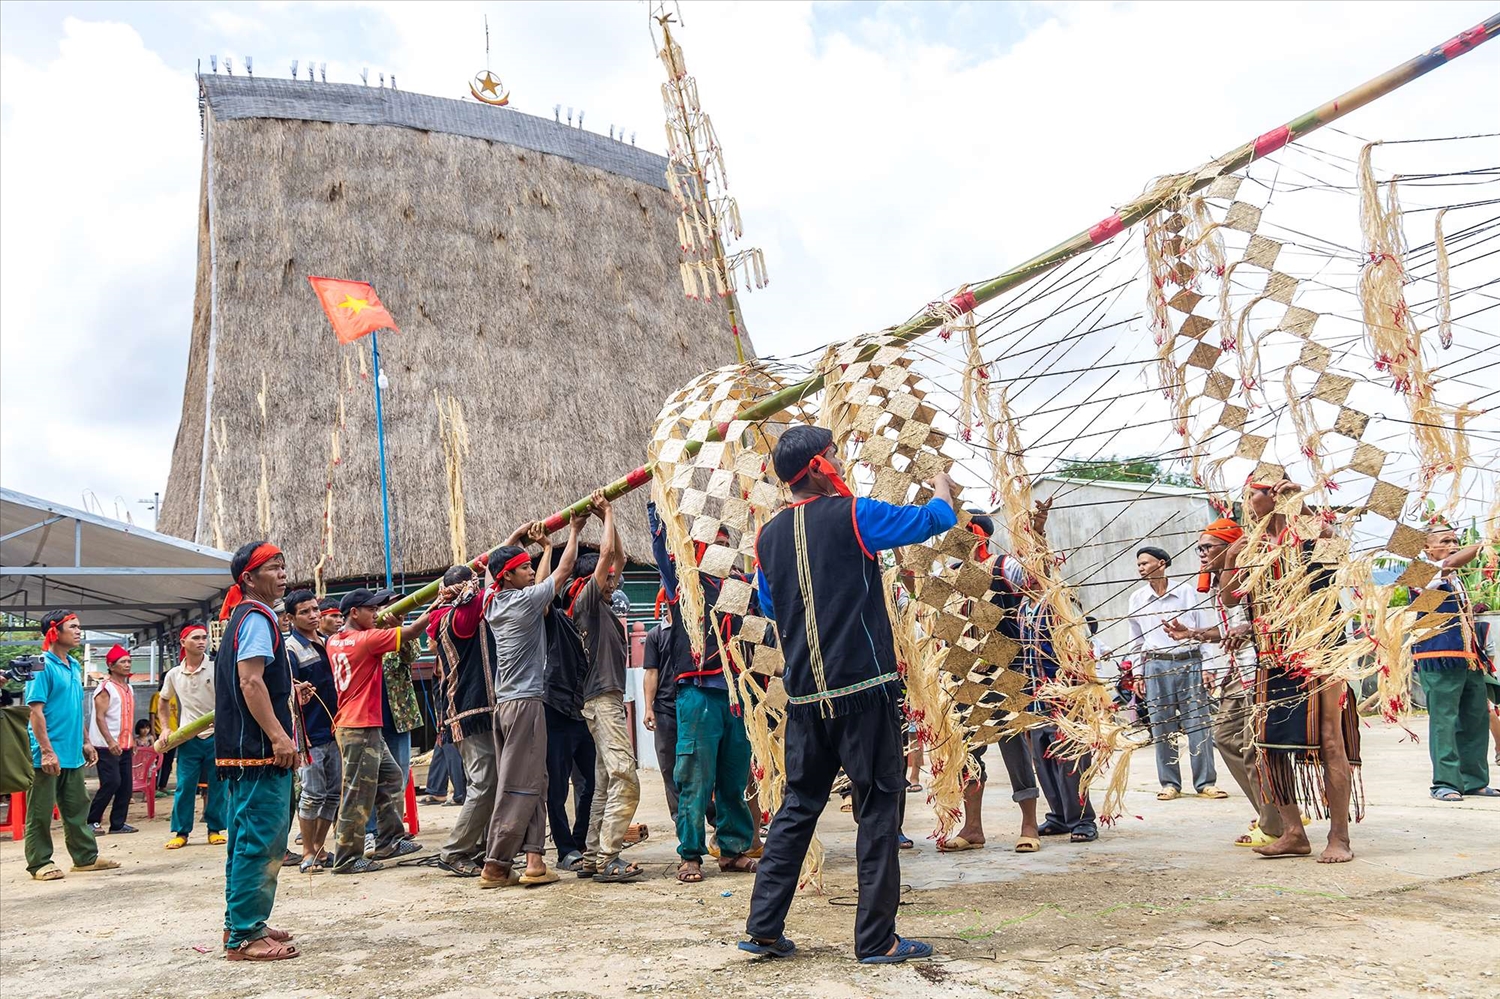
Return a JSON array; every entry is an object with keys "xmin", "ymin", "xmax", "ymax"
[
  {"xmin": 756, "ymin": 496, "xmax": 899, "ymax": 719},
  {"xmin": 215, "ymin": 601, "xmax": 295, "ymax": 780},
  {"xmin": 435, "ymin": 604, "xmax": 496, "ymax": 741}
]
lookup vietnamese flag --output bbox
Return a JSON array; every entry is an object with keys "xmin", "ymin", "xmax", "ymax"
[{"xmin": 307, "ymin": 276, "xmax": 401, "ymax": 345}]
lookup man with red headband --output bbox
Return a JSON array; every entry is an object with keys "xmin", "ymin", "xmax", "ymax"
[
  {"xmin": 215, "ymin": 540, "xmax": 299, "ymax": 959},
  {"xmin": 317, "ymin": 597, "xmax": 344, "ymax": 637},
  {"xmin": 86, "ymin": 645, "xmax": 140, "ymax": 834},
  {"xmin": 1166, "ymin": 520, "xmax": 1284, "ymax": 847},
  {"xmin": 743, "ymin": 425, "xmax": 954, "ymax": 965},
  {"xmin": 158, "ymin": 623, "xmax": 224, "ymax": 849},
  {"xmin": 1221, "ymin": 480, "xmax": 1357, "ymax": 864},
  {"xmin": 478, "ymin": 512, "xmax": 588, "ymax": 889},
  {"xmin": 24, "ymin": 609, "xmax": 120, "ymax": 881}
]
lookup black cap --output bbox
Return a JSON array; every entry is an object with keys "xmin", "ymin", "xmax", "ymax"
[
  {"xmin": 1137, "ymin": 545, "xmax": 1173, "ymax": 567},
  {"xmin": 339, "ymin": 588, "xmax": 383, "ymax": 614},
  {"xmin": 371, "ymin": 588, "xmax": 399, "ymax": 606}
]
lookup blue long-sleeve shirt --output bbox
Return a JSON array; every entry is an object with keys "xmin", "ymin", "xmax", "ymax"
[{"xmin": 755, "ymin": 495, "xmax": 957, "ymax": 622}]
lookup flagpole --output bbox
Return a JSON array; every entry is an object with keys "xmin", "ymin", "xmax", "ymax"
[{"xmin": 371, "ymin": 330, "xmax": 395, "ymax": 590}]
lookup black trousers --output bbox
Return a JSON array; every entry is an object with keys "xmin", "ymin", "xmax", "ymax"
[
  {"xmin": 653, "ymin": 704, "xmax": 681, "ymax": 820},
  {"xmin": 157, "ymin": 747, "xmax": 176, "ymax": 790},
  {"xmin": 544, "ymin": 705, "xmax": 596, "ymax": 860},
  {"xmin": 88, "ymin": 747, "xmax": 133, "ymax": 830},
  {"xmin": 747, "ymin": 697, "xmax": 904, "ymax": 959},
  {"xmin": 426, "ymin": 740, "xmax": 467, "ymax": 800},
  {"xmin": 1030, "ymin": 727, "xmax": 1096, "ymax": 832}
]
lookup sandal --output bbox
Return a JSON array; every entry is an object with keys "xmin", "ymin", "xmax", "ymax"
[
  {"xmin": 937, "ymin": 836, "xmax": 983, "ymax": 853},
  {"xmin": 676, "ymin": 861, "xmax": 704, "ymax": 883},
  {"xmin": 225, "ymin": 937, "xmax": 300, "ymax": 962},
  {"xmin": 71, "ymin": 859, "xmax": 121, "ymax": 872},
  {"xmin": 478, "ymin": 868, "xmax": 520, "ymax": 889},
  {"xmin": 298, "ymin": 856, "xmax": 325, "ymax": 875},
  {"xmin": 519, "ymin": 869, "xmax": 561, "ymax": 887},
  {"xmin": 897, "ymin": 833, "xmax": 914, "ymax": 850},
  {"xmin": 330, "ymin": 858, "xmax": 385, "ymax": 875},
  {"xmin": 1037, "ymin": 820, "xmax": 1069, "ymax": 837},
  {"xmin": 437, "ymin": 856, "xmax": 482, "ymax": 877},
  {"xmin": 165, "ymin": 835, "xmax": 188, "ymax": 850},
  {"xmin": 1070, "ymin": 825, "xmax": 1099, "ymax": 843},
  {"xmin": 596, "ymin": 859, "xmax": 646, "ymax": 883},
  {"xmin": 906, "ymin": 781, "xmax": 922, "ymax": 793},
  {"xmin": 1430, "ymin": 788, "xmax": 1463, "ymax": 802},
  {"xmin": 1157, "ymin": 787, "xmax": 1181, "ymax": 801},
  {"xmin": 30, "ymin": 863, "xmax": 64, "ymax": 881},
  {"xmin": 374, "ymin": 839, "xmax": 423, "ymax": 861},
  {"xmin": 556, "ymin": 850, "xmax": 584, "ymax": 872},
  {"xmin": 738, "ymin": 935, "xmax": 796, "ymax": 958},
  {"xmin": 223, "ymin": 927, "xmax": 293, "ymax": 945},
  {"xmin": 1014, "ymin": 837, "xmax": 1040, "ymax": 854},
  {"xmin": 576, "ymin": 861, "xmax": 598, "ymax": 879},
  {"xmin": 1197, "ymin": 785, "xmax": 1230, "ymax": 799},
  {"xmin": 207, "ymin": 832, "xmax": 227, "ymax": 845},
  {"xmin": 718, "ymin": 853, "xmax": 758, "ymax": 874},
  {"xmin": 1471, "ymin": 787, "xmax": 1500, "ymax": 797},
  {"xmin": 859, "ymin": 935, "xmax": 934, "ymax": 965}
]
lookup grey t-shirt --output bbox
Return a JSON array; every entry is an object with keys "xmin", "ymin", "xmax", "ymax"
[
  {"xmin": 486, "ymin": 580, "xmax": 556, "ymax": 702},
  {"xmin": 574, "ymin": 578, "xmax": 627, "ymax": 701}
]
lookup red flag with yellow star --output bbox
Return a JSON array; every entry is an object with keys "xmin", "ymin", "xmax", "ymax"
[{"xmin": 307, "ymin": 276, "xmax": 401, "ymax": 344}]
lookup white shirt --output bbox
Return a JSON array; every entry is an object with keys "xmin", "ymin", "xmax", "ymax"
[
  {"xmin": 1125, "ymin": 578, "xmax": 1214, "ymax": 660},
  {"xmin": 161, "ymin": 661, "xmax": 216, "ymax": 737}
]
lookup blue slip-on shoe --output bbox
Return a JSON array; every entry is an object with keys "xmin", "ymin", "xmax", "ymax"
[
  {"xmin": 860, "ymin": 936, "xmax": 934, "ymax": 964},
  {"xmin": 738, "ymin": 936, "xmax": 796, "ymax": 958}
]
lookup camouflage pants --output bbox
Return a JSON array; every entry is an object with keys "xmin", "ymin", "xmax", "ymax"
[{"xmin": 331, "ymin": 726, "xmax": 406, "ymax": 870}]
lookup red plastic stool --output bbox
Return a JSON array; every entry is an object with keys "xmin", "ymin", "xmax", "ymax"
[
  {"xmin": 403, "ymin": 771, "xmax": 420, "ymax": 836},
  {"xmin": 3, "ymin": 792, "xmax": 25, "ymax": 841}
]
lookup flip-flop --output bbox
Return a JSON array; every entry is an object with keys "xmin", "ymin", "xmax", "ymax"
[
  {"xmin": 30, "ymin": 863, "xmax": 64, "ymax": 881},
  {"xmin": 906, "ymin": 781, "xmax": 922, "ymax": 793},
  {"xmin": 1014, "ymin": 837, "xmax": 1040, "ymax": 854},
  {"xmin": 1430, "ymin": 788, "xmax": 1463, "ymax": 802},
  {"xmin": 860, "ymin": 936, "xmax": 933, "ymax": 964},
  {"xmin": 519, "ymin": 869, "xmax": 561, "ymax": 887},
  {"xmin": 478, "ymin": 868, "xmax": 521, "ymax": 889},
  {"xmin": 1236, "ymin": 828, "xmax": 1277, "ymax": 848},
  {"xmin": 897, "ymin": 834, "xmax": 914, "ymax": 850},
  {"xmin": 738, "ymin": 936, "xmax": 796, "ymax": 958},
  {"xmin": 936, "ymin": 836, "xmax": 983, "ymax": 852},
  {"xmin": 298, "ymin": 857, "xmax": 325, "ymax": 875},
  {"xmin": 225, "ymin": 938, "xmax": 300, "ymax": 961}
]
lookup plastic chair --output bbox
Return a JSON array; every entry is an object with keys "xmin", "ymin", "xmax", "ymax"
[{"xmin": 132, "ymin": 748, "xmax": 162, "ymax": 820}]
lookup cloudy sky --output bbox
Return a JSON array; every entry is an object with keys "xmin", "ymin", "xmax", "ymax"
[{"xmin": 1, "ymin": 0, "xmax": 1495, "ymax": 528}]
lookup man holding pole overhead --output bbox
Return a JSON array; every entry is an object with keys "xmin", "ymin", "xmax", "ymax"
[{"xmin": 743, "ymin": 425, "xmax": 952, "ymax": 965}]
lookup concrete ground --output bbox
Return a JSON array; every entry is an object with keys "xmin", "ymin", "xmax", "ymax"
[{"xmin": 2, "ymin": 724, "xmax": 1497, "ymax": 998}]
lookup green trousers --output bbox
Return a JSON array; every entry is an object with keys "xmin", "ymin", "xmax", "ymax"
[
  {"xmin": 24, "ymin": 766, "xmax": 98, "ymax": 873},
  {"xmin": 170, "ymin": 736, "xmax": 225, "ymax": 837},
  {"xmin": 674, "ymin": 684, "xmax": 754, "ymax": 863},
  {"xmin": 1418, "ymin": 664, "xmax": 1492, "ymax": 795},
  {"xmin": 223, "ymin": 772, "xmax": 293, "ymax": 949}
]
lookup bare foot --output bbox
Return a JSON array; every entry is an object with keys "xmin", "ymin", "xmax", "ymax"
[
  {"xmin": 1253, "ymin": 831, "xmax": 1312, "ymax": 858},
  {"xmin": 1318, "ymin": 837, "xmax": 1354, "ymax": 864}
]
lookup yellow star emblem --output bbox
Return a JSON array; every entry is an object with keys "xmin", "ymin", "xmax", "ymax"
[
  {"xmin": 478, "ymin": 72, "xmax": 501, "ymax": 97},
  {"xmin": 337, "ymin": 294, "xmax": 370, "ymax": 316}
]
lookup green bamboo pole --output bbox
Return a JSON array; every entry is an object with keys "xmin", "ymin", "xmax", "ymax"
[{"xmin": 175, "ymin": 18, "xmax": 1496, "ymax": 744}]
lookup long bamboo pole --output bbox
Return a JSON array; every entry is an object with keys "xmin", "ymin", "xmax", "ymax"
[{"xmin": 163, "ymin": 16, "xmax": 1496, "ymax": 754}]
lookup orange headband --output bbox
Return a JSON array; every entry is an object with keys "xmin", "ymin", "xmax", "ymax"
[
  {"xmin": 1197, "ymin": 518, "xmax": 1244, "ymax": 592},
  {"xmin": 218, "ymin": 543, "xmax": 283, "ymax": 620},
  {"xmin": 788, "ymin": 452, "xmax": 853, "ymax": 498}
]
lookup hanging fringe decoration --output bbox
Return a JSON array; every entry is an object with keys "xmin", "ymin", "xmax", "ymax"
[
  {"xmin": 435, "ymin": 393, "xmax": 471, "ymax": 565},
  {"xmin": 1433, "ymin": 207, "xmax": 1454, "ymax": 350}
]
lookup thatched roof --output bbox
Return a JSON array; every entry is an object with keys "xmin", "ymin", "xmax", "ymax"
[{"xmin": 157, "ymin": 75, "xmax": 745, "ymax": 581}]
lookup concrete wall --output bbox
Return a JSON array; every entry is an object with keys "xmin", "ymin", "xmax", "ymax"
[{"xmin": 1029, "ymin": 478, "xmax": 1215, "ymax": 671}]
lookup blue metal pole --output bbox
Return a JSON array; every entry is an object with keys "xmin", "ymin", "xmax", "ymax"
[{"xmin": 370, "ymin": 331, "xmax": 394, "ymax": 590}]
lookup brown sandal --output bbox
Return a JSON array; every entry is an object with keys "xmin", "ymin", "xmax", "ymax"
[
  {"xmin": 718, "ymin": 853, "xmax": 759, "ymax": 874},
  {"xmin": 223, "ymin": 927, "xmax": 293, "ymax": 944},
  {"xmin": 676, "ymin": 861, "xmax": 704, "ymax": 883},
  {"xmin": 225, "ymin": 937, "xmax": 300, "ymax": 961}
]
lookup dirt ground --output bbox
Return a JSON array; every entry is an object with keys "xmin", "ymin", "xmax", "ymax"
[{"xmin": 2, "ymin": 724, "xmax": 1497, "ymax": 999}]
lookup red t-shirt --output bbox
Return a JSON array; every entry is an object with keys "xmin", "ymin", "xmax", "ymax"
[{"xmin": 327, "ymin": 626, "xmax": 401, "ymax": 729}]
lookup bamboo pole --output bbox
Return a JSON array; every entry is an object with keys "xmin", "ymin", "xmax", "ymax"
[{"xmin": 171, "ymin": 18, "xmax": 1496, "ymax": 749}]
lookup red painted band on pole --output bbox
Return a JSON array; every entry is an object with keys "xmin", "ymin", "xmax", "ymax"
[
  {"xmin": 949, "ymin": 289, "xmax": 978, "ymax": 314},
  {"xmin": 1088, "ymin": 215, "xmax": 1124, "ymax": 245},
  {"xmin": 1441, "ymin": 24, "xmax": 1487, "ymax": 59},
  {"xmin": 1253, "ymin": 125, "xmax": 1291, "ymax": 159},
  {"xmin": 626, "ymin": 465, "xmax": 653, "ymax": 488}
]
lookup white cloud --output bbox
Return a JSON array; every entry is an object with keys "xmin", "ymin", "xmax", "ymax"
[{"xmin": 0, "ymin": 0, "xmax": 1495, "ymax": 522}]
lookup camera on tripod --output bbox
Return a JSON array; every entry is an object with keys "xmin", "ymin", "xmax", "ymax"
[{"xmin": 1, "ymin": 654, "xmax": 44, "ymax": 686}]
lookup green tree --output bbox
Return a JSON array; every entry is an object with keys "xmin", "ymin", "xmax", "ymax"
[{"xmin": 1053, "ymin": 456, "xmax": 1196, "ymax": 488}]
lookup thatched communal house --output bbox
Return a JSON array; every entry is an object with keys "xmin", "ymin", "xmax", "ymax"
[{"xmin": 157, "ymin": 75, "xmax": 743, "ymax": 593}]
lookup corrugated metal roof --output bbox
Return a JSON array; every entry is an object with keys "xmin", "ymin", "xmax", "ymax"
[
  {"xmin": 198, "ymin": 75, "xmax": 670, "ymax": 191},
  {"xmin": 1, "ymin": 489, "xmax": 232, "ymax": 638}
]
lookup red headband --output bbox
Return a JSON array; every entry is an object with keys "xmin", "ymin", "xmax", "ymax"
[
  {"xmin": 105, "ymin": 644, "xmax": 131, "ymax": 667},
  {"xmin": 218, "ymin": 543, "xmax": 284, "ymax": 620},
  {"xmin": 178, "ymin": 624, "xmax": 206, "ymax": 661},
  {"xmin": 787, "ymin": 452, "xmax": 853, "ymax": 498},
  {"xmin": 42, "ymin": 613, "xmax": 78, "ymax": 652},
  {"xmin": 319, "ymin": 607, "xmax": 343, "ymax": 617},
  {"xmin": 499, "ymin": 551, "xmax": 533, "ymax": 574},
  {"xmin": 965, "ymin": 520, "xmax": 993, "ymax": 563}
]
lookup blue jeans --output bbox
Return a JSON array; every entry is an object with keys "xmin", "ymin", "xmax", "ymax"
[
  {"xmin": 171, "ymin": 736, "xmax": 225, "ymax": 836},
  {"xmin": 223, "ymin": 772, "xmax": 293, "ymax": 949}
]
